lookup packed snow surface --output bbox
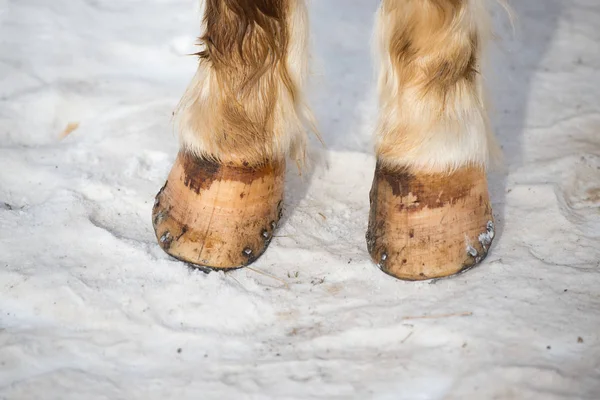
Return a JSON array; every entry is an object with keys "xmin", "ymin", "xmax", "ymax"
[{"xmin": 1, "ymin": 0, "xmax": 600, "ymax": 398}]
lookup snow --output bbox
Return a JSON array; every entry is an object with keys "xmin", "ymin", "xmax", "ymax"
[{"xmin": 1, "ymin": 0, "xmax": 600, "ymax": 398}]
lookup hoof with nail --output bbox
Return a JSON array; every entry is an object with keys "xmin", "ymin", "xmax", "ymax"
[
  {"xmin": 153, "ymin": 152, "xmax": 284, "ymax": 270},
  {"xmin": 366, "ymin": 163, "xmax": 495, "ymax": 281}
]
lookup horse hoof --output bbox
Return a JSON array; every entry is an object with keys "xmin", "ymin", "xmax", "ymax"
[
  {"xmin": 153, "ymin": 152, "xmax": 284, "ymax": 270},
  {"xmin": 366, "ymin": 163, "xmax": 494, "ymax": 281}
]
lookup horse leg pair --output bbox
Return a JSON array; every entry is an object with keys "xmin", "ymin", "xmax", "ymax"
[{"xmin": 153, "ymin": 0, "xmax": 496, "ymax": 281}]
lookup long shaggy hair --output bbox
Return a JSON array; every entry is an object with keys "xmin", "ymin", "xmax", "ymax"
[
  {"xmin": 374, "ymin": 0, "xmax": 501, "ymax": 173},
  {"xmin": 176, "ymin": 0, "xmax": 312, "ymax": 167}
]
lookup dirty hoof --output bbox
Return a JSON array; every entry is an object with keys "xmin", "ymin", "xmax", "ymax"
[
  {"xmin": 152, "ymin": 152, "xmax": 284, "ymax": 270},
  {"xmin": 366, "ymin": 163, "xmax": 494, "ymax": 281}
]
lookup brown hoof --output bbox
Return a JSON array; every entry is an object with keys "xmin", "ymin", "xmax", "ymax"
[
  {"xmin": 152, "ymin": 152, "xmax": 284, "ymax": 270},
  {"xmin": 366, "ymin": 162, "xmax": 494, "ymax": 281}
]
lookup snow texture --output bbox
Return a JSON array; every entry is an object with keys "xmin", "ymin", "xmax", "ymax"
[{"xmin": 1, "ymin": 0, "xmax": 600, "ymax": 399}]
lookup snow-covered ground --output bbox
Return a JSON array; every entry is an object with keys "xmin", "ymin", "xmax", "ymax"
[{"xmin": 1, "ymin": 0, "xmax": 600, "ymax": 398}]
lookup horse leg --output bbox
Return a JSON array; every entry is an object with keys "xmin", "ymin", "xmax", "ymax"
[
  {"xmin": 153, "ymin": 0, "xmax": 311, "ymax": 270},
  {"xmin": 367, "ymin": 0, "xmax": 498, "ymax": 280}
]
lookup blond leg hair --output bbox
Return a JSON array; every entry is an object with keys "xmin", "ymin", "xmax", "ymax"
[
  {"xmin": 176, "ymin": 0, "xmax": 311, "ymax": 167},
  {"xmin": 374, "ymin": 0, "xmax": 500, "ymax": 173}
]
